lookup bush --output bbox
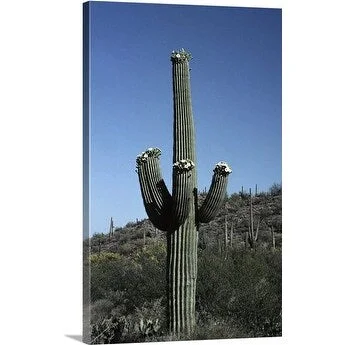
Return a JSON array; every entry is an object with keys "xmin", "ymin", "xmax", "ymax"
[
  {"xmin": 91, "ymin": 299, "xmax": 115, "ymax": 324},
  {"xmin": 90, "ymin": 230, "xmax": 282, "ymax": 341},
  {"xmin": 90, "ymin": 252, "xmax": 121, "ymax": 264},
  {"xmin": 197, "ymin": 248, "xmax": 282, "ymax": 337},
  {"xmin": 90, "ymin": 252, "xmax": 142, "ymax": 305},
  {"xmin": 91, "ymin": 243, "xmax": 166, "ymax": 312},
  {"xmin": 91, "ymin": 298, "xmax": 166, "ymax": 344},
  {"xmin": 193, "ymin": 313, "xmax": 246, "ymax": 340},
  {"xmin": 269, "ymin": 183, "xmax": 282, "ymax": 196}
]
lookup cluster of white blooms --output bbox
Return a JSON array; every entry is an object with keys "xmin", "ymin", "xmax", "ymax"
[
  {"xmin": 145, "ymin": 147, "xmax": 161, "ymax": 157},
  {"xmin": 136, "ymin": 147, "xmax": 162, "ymax": 168},
  {"xmin": 171, "ymin": 48, "xmax": 192, "ymax": 62},
  {"xmin": 213, "ymin": 161, "xmax": 232, "ymax": 176},
  {"xmin": 136, "ymin": 152, "xmax": 148, "ymax": 163},
  {"xmin": 173, "ymin": 159, "xmax": 195, "ymax": 173}
]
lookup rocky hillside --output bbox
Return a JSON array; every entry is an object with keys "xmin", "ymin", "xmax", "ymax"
[{"xmin": 88, "ymin": 184, "xmax": 282, "ymax": 255}]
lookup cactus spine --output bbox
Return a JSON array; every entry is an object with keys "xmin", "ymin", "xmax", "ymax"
[{"xmin": 136, "ymin": 49, "xmax": 231, "ymax": 336}]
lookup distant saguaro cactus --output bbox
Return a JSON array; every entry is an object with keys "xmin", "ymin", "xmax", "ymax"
[
  {"xmin": 246, "ymin": 188, "xmax": 260, "ymax": 249},
  {"xmin": 225, "ymin": 215, "xmax": 234, "ymax": 251},
  {"xmin": 136, "ymin": 49, "xmax": 231, "ymax": 336},
  {"xmin": 108, "ymin": 217, "xmax": 114, "ymax": 238},
  {"xmin": 271, "ymin": 226, "xmax": 276, "ymax": 250}
]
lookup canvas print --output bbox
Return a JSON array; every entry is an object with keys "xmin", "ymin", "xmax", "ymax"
[{"xmin": 83, "ymin": 1, "xmax": 282, "ymax": 343}]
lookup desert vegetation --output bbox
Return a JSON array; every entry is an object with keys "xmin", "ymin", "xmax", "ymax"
[{"xmin": 86, "ymin": 184, "xmax": 282, "ymax": 343}]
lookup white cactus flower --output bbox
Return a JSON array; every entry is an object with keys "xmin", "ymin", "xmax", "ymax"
[
  {"xmin": 173, "ymin": 159, "xmax": 195, "ymax": 173},
  {"xmin": 214, "ymin": 161, "xmax": 232, "ymax": 175}
]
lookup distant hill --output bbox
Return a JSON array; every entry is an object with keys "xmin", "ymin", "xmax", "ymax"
[{"xmin": 87, "ymin": 184, "xmax": 282, "ymax": 255}]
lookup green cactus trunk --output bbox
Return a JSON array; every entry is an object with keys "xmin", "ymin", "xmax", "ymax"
[
  {"xmin": 136, "ymin": 49, "xmax": 232, "ymax": 337},
  {"xmin": 167, "ymin": 218, "xmax": 198, "ymax": 334},
  {"xmin": 167, "ymin": 51, "xmax": 197, "ymax": 335}
]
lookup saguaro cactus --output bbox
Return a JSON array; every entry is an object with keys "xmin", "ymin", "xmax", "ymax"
[
  {"xmin": 225, "ymin": 215, "xmax": 234, "ymax": 250},
  {"xmin": 108, "ymin": 217, "xmax": 114, "ymax": 238},
  {"xmin": 246, "ymin": 188, "xmax": 260, "ymax": 249},
  {"xmin": 136, "ymin": 49, "xmax": 231, "ymax": 336}
]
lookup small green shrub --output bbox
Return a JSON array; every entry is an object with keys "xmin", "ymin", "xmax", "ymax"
[
  {"xmin": 91, "ymin": 299, "xmax": 115, "ymax": 324},
  {"xmin": 91, "ymin": 298, "xmax": 166, "ymax": 344},
  {"xmin": 90, "ymin": 252, "xmax": 121, "ymax": 264},
  {"xmin": 197, "ymin": 248, "xmax": 282, "ymax": 337}
]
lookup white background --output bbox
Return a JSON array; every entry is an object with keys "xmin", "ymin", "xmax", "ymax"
[{"xmin": 0, "ymin": 0, "xmax": 344, "ymax": 344}]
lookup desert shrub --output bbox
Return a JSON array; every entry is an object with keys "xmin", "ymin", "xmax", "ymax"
[
  {"xmin": 90, "ymin": 221, "xmax": 281, "ymax": 341},
  {"xmin": 126, "ymin": 242, "xmax": 167, "ymax": 308},
  {"xmin": 91, "ymin": 298, "xmax": 166, "ymax": 344},
  {"xmin": 197, "ymin": 248, "xmax": 282, "ymax": 337},
  {"xmin": 90, "ymin": 252, "xmax": 142, "ymax": 305},
  {"xmin": 125, "ymin": 221, "xmax": 136, "ymax": 228},
  {"xmin": 91, "ymin": 243, "xmax": 166, "ymax": 312},
  {"xmin": 91, "ymin": 314, "xmax": 127, "ymax": 344},
  {"xmin": 269, "ymin": 183, "xmax": 282, "ymax": 196},
  {"xmin": 194, "ymin": 312, "xmax": 246, "ymax": 340},
  {"xmin": 229, "ymin": 249, "xmax": 281, "ymax": 337},
  {"xmin": 133, "ymin": 241, "xmax": 166, "ymax": 262},
  {"xmin": 91, "ymin": 299, "xmax": 115, "ymax": 324},
  {"xmin": 122, "ymin": 298, "xmax": 166, "ymax": 341},
  {"xmin": 90, "ymin": 252, "xmax": 121, "ymax": 264}
]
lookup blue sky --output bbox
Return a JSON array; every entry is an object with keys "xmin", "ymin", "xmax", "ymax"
[{"xmin": 88, "ymin": 1, "xmax": 281, "ymax": 234}]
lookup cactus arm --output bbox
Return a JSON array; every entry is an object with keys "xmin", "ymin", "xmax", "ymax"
[
  {"xmin": 136, "ymin": 148, "xmax": 172, "ymax": 230},
  {"xmin": 198, "ymin": 162, "xmax": 232, "ymax": 223},
  {"xmin": 144, "ymin": 149, "xmax": 172, "ymax": 213}
]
